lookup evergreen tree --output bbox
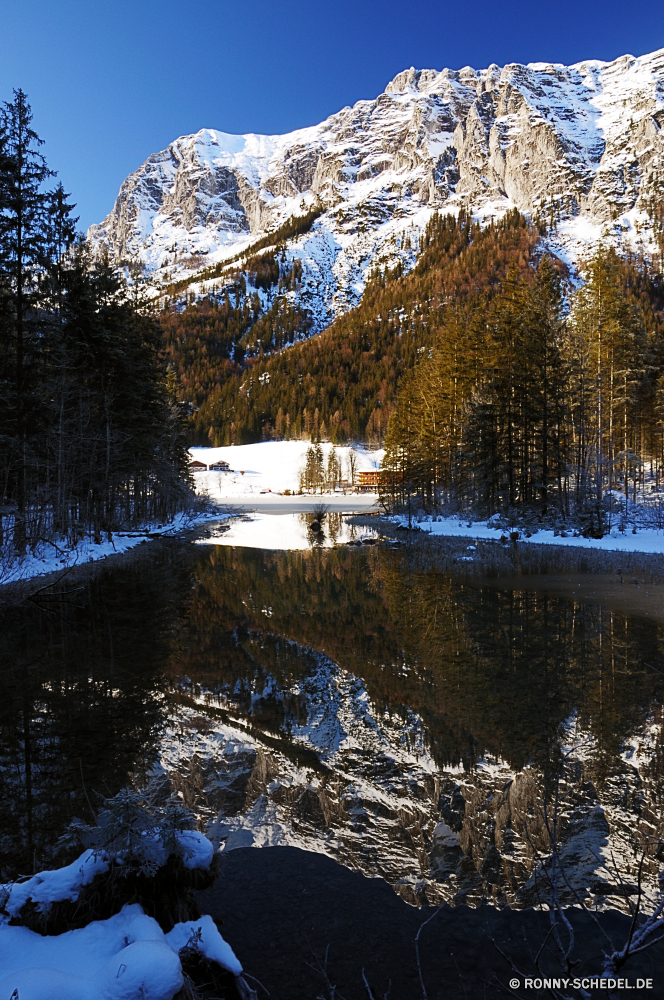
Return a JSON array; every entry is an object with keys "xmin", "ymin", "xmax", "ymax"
[
  {"xmin": 325, "ymin": 445, "xmax": 341, "ymax": 490},
  {"xmin": 0, "ymin": 90, "xmax": 61, "ymax": 547},
  {"xmin": 569, "ymin": 248, "xmax": 654, "ymax": 528},
  {"xmin": 0, "ymin": 91, "xmax": 191, "ymax": 559},
  {"xmin": 299, "ymin": 444, "xmax": 325, "ymax": 493}
]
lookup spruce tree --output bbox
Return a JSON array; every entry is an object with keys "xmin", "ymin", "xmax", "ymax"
[
  {"xmin": 0, "ymin": 90, "xmax": 190, "ymax": 557},
  {"xmin": 0, "ymin": 90, "xmax": 63, "ymax": 548}
]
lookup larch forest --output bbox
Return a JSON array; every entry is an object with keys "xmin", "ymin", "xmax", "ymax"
[{"xmin": 163, "ymin": 207, "xmax": 664, "ymax": 535}]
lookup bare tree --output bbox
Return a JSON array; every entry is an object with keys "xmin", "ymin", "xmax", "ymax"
[
  {"xmin": 481, "ymin": 748, "xmax": 664, "ymax": 999},
  {"xmin": 346, "ymin": 449, "xmax": 358, "ymax": 487}
]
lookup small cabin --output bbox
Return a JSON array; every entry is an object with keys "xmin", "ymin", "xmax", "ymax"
[
  {"xmin": 188, "ymin": 459, "xmax": 207, "ymax": 471},
  {"xmin": 209, "ymin": 460, "xmax": 230, "ymax": 472}
]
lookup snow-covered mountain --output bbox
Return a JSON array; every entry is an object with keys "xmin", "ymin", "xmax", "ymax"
[{"xmin": 89, "ymin": 47, "xmax": 664, "ymax": 327}]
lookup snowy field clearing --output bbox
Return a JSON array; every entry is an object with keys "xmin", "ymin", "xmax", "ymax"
[
  {"xmin": 0, "ymin": 442, "xmax": 381, "ymax": 586},
  {"xmin": 188, "ymin": 440, "xmax": 384, "ymax": 498},
  {"xmin": 7, "ymin": 439, "xmax": 664, "ymax": 588}
]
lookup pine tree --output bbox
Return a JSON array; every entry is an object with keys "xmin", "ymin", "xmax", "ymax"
[
  {"xmin": 299, "ymin": 443, "xmax": 325, "ymax": 493},
  {"xmin": 518, "ymin": 256, "xmax": 567, "ymax": 514},
  {"xmin": 569, "ymin": 248, "xmax": 654, "ymax": 532},
  {"xmin": 325, "ymin": 445, "xmax": 341, "ymax": 490}
]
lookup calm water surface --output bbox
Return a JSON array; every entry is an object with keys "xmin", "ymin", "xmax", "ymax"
[{"xmin": 1, "ymin": 518, "xmax": 663, "ymax": 908}]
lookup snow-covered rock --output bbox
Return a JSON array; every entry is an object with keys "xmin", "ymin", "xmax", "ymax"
[
  {"xmin": 0, "ymin": 903, "xmax": 243, "ymax": 1000},
  {"xmin": 0, "ymin": 905, "xmax": 184, "ymax": 1000},
  {"xmin": 89, "ymin": 47, "xmax": 664, "ymax": 328},
  {"xmin": 3, "ymin": 850, "xmax": 110, "ymax": 918},
  {"xmin": 0, "ymin": 837, "xmax": 242, "ymax": 1000}
]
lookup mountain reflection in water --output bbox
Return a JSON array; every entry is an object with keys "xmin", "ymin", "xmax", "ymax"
[{"xmin": 1, "ymin": 540, "xmax": 663, "ymax": 908}]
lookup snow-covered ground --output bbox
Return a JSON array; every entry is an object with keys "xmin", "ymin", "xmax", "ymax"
[
  {"xmin": 394, "ymin": 514, "xmax": 664, "ymax": 555},
  {"xmin": 0, "ymin": 835, "xmax": 243, "ymax": 1000},
  {"xmin": 189, "ymin": 440, "xmax": 384, "ymax": 498},
  {"xmin": 0, "ymin": 509, "xmax": 226, "ymax": 588},
  {"xmin": 8, "ymin": 437, "xmax": 664, "ymax": 589},
  {"xmin": 0, "ymin": 442, "xmax": 382, "ymax": 587}
]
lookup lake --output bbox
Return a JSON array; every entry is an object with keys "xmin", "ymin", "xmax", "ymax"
[{"xmin": 2, "ymin": 515, "xmax": 663, "ymax": 919}]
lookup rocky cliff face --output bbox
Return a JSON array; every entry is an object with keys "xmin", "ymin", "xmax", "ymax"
[
  {"xmin": 145, "ymin": 649, "xmax": 664, "ymax": 912},
  {"xmin": 88, "ymin": 48, "xmax": 664, "ymax": 328}
]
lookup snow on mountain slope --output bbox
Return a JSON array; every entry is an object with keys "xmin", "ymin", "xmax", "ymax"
[{"xmin": 88, "ymin": 47, "xmax": 664, "ymax": 328}]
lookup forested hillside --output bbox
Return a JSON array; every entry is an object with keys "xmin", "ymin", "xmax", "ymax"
[
  {"xmin": 383, "ymin": 247, "xmax": 664, "ymax": 527},
  {"xmin": 163, "ymin": 210, "xmax": 540, "ymax": 445},
  {"xmin": 0, "ymin": 91, "xmax": 190, "ymax": 559},
  {"xmin": 162, "ymin": 201, "xmax": 664, "ymax": 529}
]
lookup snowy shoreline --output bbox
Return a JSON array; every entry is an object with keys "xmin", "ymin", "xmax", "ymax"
[
  {"xmin": 387, "ymin": 513, "xmax": 664, "ymax": 557},
  {"xmin": 0, "ymin": 441, "xmax": 385, "ymax": 588},
  {"xmin": 0, "ymin": 507, "xmax": 229, "ymax": 590},
  {"xmin": 0, "ymin": 823, "xmax": 251, "ymax": 1000},
  {"xmin": 7, "ymin": 437, "xmax": 664, "ymax": 590}
]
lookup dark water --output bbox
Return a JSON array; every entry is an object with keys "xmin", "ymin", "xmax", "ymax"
[{"xmin": 1, "ymin": 535, "xmax": 663, "ymax": 897}]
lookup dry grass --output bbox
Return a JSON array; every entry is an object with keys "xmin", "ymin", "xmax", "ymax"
[{"xmin": 350, "ymin": 516, "xmax": 664, "ymax": 585}]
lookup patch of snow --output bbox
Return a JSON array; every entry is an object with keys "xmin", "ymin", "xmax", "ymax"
[
  {"xmin": 395, "ymin": 514, "xmax": 664, "ymax": 555},
  {"xmin": 0, "ymin": 508, "xmax": 229, "ymax": 589},
  {"xmin": 0, "ymin": 904, "xmax": 183, "ymax": 1000},
  {"xmin": 165, "ymin": 915, "xmax": 242, "ymax": 975},
  {"xmin": 2, "ymin": 834, "xmax": 214, "ymax": 920},
  {"xmin": 3, "ymin": 850, "xmax": 109, "ymax": 918},
  {"xmin": 0, "ymin": 839, "xmax": 240, "ymax": 998},
  {"xmin": 175, "ymin": 829, "xmax": 215, "ymax": 871}
]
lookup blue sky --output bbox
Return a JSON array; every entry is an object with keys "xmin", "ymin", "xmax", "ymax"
[{"xmin": 2, "ymin": 0, "xmax": 662, "ymax": 231}]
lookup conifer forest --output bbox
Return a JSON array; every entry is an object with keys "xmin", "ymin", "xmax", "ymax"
[
  {"xmin": 164, "ymin": 208, "xmax": 664, "ymax": 532},
  {"xmin": 0, "ymin": 92, "xmax": 190, "ymax": 557}
]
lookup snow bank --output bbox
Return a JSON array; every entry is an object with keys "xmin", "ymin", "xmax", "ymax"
[
  {"xmin": 175, "ymin": 828, "xmax": 215, "ymax": 870},
  {"xmin": 0, "ymin": 834, "xmax": 241, "ymax": 999},
  {"xmin": 189, "ymin": 440, "xmax": 384, "ymax": 498},
  {"xmin": 395, "ymin": 515, "xmax": 664, "ymax": 556},
  {"xmin": 0, "ymin": 905, "xmax": 183, "ymax": 1000},
  {"xmin": 166, "ymin": 915, "xmax": 242, "ymax": 976},
  {"xmin": 0, "ymin": 508, "xmax": 226, "ymax": 588},
  {"xmin": 0, "ymin": 906, "xmax": 243, "ymax": 1000},
  {"xmin": 1, "ymin": 440, "xmax": 382, "ymax": 586},
  {"xmin": 4, "ymin": 849, "xmax": 109, "ymax": 917},
  {"xmin": 2, "ymin": 838, "xmax": 215, "ymax": 919}
]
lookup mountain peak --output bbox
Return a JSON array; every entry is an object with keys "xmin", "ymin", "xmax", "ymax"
[{"xmin": 89, "ymin": 46, "xmax": 664, "ymax": 332}]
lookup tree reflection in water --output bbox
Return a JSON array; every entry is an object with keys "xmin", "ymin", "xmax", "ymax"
[
  {"xmin": 176, "ymin": 545, "xmax": 664, "ymax": 778},
  {"xmin": 1, "ymin": 540, "xmax": 662, "ymax": 891},
  {"xmin": 0, "ymin": 545, "xmax": 189, "ymax": 880}
]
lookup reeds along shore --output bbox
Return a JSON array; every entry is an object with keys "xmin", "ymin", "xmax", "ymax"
[{"xmin": 350, "ymin": 515, "xmax": 664, "ymax": 585}]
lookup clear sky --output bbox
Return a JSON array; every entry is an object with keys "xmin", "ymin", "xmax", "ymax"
[{"xmin": 1, "ymin": 0, "xmax": 662, "ymax": 231}]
